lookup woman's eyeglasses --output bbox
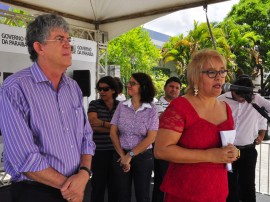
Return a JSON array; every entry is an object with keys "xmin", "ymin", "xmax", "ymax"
[
  {"xmin": 96, "ymin": 87, "xmax": 110, "ymax": 92},
  {"xmin": 127, "ymin": 81, "xmax": 139, "ymax": 86},
  {"xmin": 200, "ymin": 69, "xmax": 228, "ymax": 78}
]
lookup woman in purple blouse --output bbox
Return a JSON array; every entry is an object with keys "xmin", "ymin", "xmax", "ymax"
[{"xmin": 110, "ymin": 72, "xmax": 159, "ymax": 202}]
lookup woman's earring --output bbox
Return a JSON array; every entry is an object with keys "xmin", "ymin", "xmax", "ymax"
[{"xmin": 194, "ymin": 86, "xmax": 198, "ymax": 96}]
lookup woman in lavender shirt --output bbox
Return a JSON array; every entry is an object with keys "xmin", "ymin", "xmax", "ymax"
[{"xmin": 110, "ymin": 72, "xmax": 159, "ymax": 202}]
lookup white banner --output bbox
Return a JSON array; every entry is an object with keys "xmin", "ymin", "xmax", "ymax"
[
  {"xmin": 0, "ymin": 24, "xmax": 97, "ymax": 63},
  {"xmin": 0, "ymin": 24, "xmax": 28, "ymax": 54},
  {"xmin": 71, "ymin": 38, "xmax": 97, "ymax": 63}
]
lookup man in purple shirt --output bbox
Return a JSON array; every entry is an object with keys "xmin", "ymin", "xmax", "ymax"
[{"xmin": 0, "ymin": 14, "xmax": 95, "ymax": 202}]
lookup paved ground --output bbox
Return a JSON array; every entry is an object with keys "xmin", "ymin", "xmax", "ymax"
[
  {"xmin": 256, "ymin": 192, "xmax": 270, "ymax": 202},
  {"xmin": 256, "ymin": 141, "xmax": 270, "ymax": 195}
]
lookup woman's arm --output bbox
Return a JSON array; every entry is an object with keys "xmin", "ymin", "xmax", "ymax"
[
  {"xmin": 154, "ymin": 129, "xmax": 238, "ymax": 164},
  {"xmin": 120, "ymin": 130, "xmax": 157, "ymax": 165},
  {"xmin": 88, "ymin": 112, "xmax": 110, "ymax": 133},
  {"xmin": 110, "ymin": 125, "xmax": 125, "ymax": 157}
]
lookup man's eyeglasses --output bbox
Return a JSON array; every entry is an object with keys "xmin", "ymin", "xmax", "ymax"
[
  {"xmin": 200, "ymin": 69, "xmax": 228, "ymax": 78},
  {"xmin": 127, "ymin": 81, "xmax": 139, "ymax": 86},
  {"xmin": 45, "ymin": 36, "xmax": 72, "ymax": 45},
  {"xmin": 96, "ymin": 87, "xmax": 110, "ymax": 92}
]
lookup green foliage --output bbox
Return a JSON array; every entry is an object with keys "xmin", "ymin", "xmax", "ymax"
[
  {"xmin": 0, "ymin": 7, "xmax": 32, "ymax": 27},
  {"xmin": 161, "ymin": 34, "xmax": 190, "ymax": 77},
  {"xmin": 151, "ymin": 71, "xmax": 169, "ymax": 99},
  {"xmin": 226, "ymin": 0, "xmax": 270, "ymax": 72},
  {"xmin": 159, "ymin": 0, "xmax": 267, "ymax": 87},
  {"xmin": 108, "ymin": 27, "xmax": 161, "ymax": 88}
]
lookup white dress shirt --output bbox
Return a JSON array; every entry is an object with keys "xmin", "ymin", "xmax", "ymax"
[
  {"xmin": 155, "ymin": 96, "xmax": 169, "ymax": 115},
  {"xmin": 218, "ymin": 92, "xmax": 269, "ymax": 146},
  {"xmin": 116, "ymin": 93, "xmax": 126, "ymax": 101}
]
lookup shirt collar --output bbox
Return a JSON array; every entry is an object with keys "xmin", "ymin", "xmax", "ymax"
[
  {"xmin": 224, "ymin": 91, "xmax": 239, "ymax": 102},
  {"xmin": 224, "ymin": 91, "xmax": 233, "ymax": 99},
  {"xmin": 31, "ymin": 62, "xmax": 68, "ymax": 84},
  {"xmin": 123, "ymin": 98, "xmax": 152, "ymax": 110},
  {"xmin": 159, "ymin": 96, "xmax": 169, "ymax": 104}
]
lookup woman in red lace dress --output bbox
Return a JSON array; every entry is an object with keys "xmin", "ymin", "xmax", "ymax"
[{"xmin": 154, "ymin": 49, "xmax": 240, "ymax": 202}]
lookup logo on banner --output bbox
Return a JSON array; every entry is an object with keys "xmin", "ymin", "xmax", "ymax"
[
  {"xmin": 0, "ymin": 24, "xmax": 28, "ymax": 54},
  {"xmin": 1, "ymin": 33, "xmax": 26, "ymax": 47},
  {"xmin": 73, "ymin": 45, "xmax": 94, "ymax": 56},
  {"xmin": 71, "ymin": 38, "xmax": 97, "ymax": 62}
]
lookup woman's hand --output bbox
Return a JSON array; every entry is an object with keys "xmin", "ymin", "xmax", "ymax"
[
  {"xmin": 122, "ymin": 163, "xmax": 131, "ymax": 173},
  {"xmin": 117, "ymin": 156, "xmax": 131, "ymax": 172},
  {"xmin": 207, "ymin": 143, "xmax": 239, "ymax": 163}
]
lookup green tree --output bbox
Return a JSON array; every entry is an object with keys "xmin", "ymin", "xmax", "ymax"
[
  {"xmin": 0, "ymin": 7, "xmax": 33, "ymax": 27},
  {"xmin": 108, "ymin": 27, "xmax": 161, "ymax": 89},
  {"xmin": 151, "ymin": 71, "xmax": 169, "ymax": 99},
  {"xmin": 226, "ymin": 0, "xmax": 270, "ymax": 72},
  {"xmin": 218, "ymin": 19, "xmax": 262, "ymax": 77},
  {"xmin": 161, "ymin": 34, "xmax": 191, "ymax": 77}
]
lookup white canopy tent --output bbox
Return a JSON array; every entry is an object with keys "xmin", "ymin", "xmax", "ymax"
[
  {"xmin": 0, "ymin": 0, "xmax": 230, "ymax": 97},
  {"xmin": 0, "ymin": 0, "xmax": 229, "ymax": 40},
  {"xmin": 0, "ymin": 0, "xmax": 229, "ymax": 81}
]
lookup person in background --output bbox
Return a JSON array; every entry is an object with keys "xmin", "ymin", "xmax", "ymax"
[
  {"xmin": 218, "ymin": 75, "xmax": 269, "ymax": 202},
  {"xmin": 152, "ymin": 76, "xmax": 181, "ymax": 202},
  {"xmin": 154, "ymin": 49, "xmax": 239, "ymax": 202},
  {"xmin": 88, "ymin": 76, "xmax": 119, "ymax": 202},
  {"xmin": 114, "ymin": 77, "xmax": 126, "ymax": 101},
  {"xmin": 0, "ymin": 14, "xmax": 95, "ymax": 202},
  {"xmin": 110, "ymin": 72, "xmax": 159, "ymax": 202},
  {"xmin": 155, "ymin": 77, "xmax": 181, "ymax": 116}
]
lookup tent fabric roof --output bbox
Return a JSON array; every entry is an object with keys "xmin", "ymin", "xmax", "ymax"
[{"xmin": 0, "ymin": 0, "xmax": 228, "ymax": 39}]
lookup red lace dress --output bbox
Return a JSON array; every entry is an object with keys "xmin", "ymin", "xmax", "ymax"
[{"xmin": 159, "ymin": 97, "xmax": 234, "ymax": 202}]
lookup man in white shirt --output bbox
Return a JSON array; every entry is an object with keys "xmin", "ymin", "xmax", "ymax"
[
  {"xmin": 152, "ymin": 77, "xmax": 181, "ymax": 202},
  {"xmin": 155, "ymin": 77, "xmax": 181, "ymax": 116},
  {"xmin": 114, "ymin": 77, "xmax": 127, "ymax": 101},
  {"xmin": 218, "ymin": 75, "xmax": 270, "ymax": 202}
]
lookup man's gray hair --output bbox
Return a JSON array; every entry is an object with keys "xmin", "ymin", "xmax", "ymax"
[{"xmin": 26, "ymin": 14, "xmax": 70, "ymax": 62}]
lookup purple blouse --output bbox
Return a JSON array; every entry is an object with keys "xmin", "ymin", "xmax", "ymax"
[{"xmin": 110, "ymin": 99, "xmax": 159, "ymax": 150}]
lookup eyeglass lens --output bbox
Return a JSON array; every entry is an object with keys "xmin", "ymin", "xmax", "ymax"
[
  {"xmin": 128, "ymin": 81, "xmax": 138, "ymax": 86},
  {"xmin": 203, "ymin": 70, "xmax": 228, "ymax": 78},
  {"xmin": 45, "ymin": 36, "xmax": 72, "ymax": 45}
]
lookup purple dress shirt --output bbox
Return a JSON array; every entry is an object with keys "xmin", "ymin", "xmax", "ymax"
[
  {"xmin": 0, "ymin": 62, "xmax": 96, "ymax": 182},
  {"xmin": 110, "ymin": 99, "xmax": 159, "ymax": 150}
]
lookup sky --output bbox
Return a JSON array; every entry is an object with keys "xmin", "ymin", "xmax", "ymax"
[{"xmin": 144, "ymin": 0, "xmax": 240, "ymax": 36}]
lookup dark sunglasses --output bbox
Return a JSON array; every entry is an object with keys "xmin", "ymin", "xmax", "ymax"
[{"xmin": 97, "ymin": 87, "xmax": 110, "ymax": 92}]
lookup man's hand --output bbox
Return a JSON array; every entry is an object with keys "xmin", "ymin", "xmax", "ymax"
[
  {"xmin": 256, "ymin": 130, "xmax": 266, "ymax": 145},
  {"xmin": 255, "ymin": 135, "xmax": 264, "ymax": 145},
  {"xmin": 61, "ymin": 172, "xmax": 89, "ymax": 202}
]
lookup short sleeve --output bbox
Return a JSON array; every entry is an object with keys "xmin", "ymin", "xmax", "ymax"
[
  {"xmin": 110, "ymin": 102, "xmax": 121, "ymax": 125},
  {"xmin": 159, "ymin": 100, "xmax": 185, "ymax": 133},
  {"xmin": 88, "ymin": 100, "xmax": 98, "ymax": 113},
  {"xmin": 148, "ymin": 105, "xmax": 159, "ymax": 131},
  {"xmin": 258, "ymin": 116, "xmax": 267, "ymax": 130}
]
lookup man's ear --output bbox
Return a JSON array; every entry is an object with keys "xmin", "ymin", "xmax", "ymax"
[{"xmin": 33, "ymin": 41, "xmax": 45, "ymax": 56}]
